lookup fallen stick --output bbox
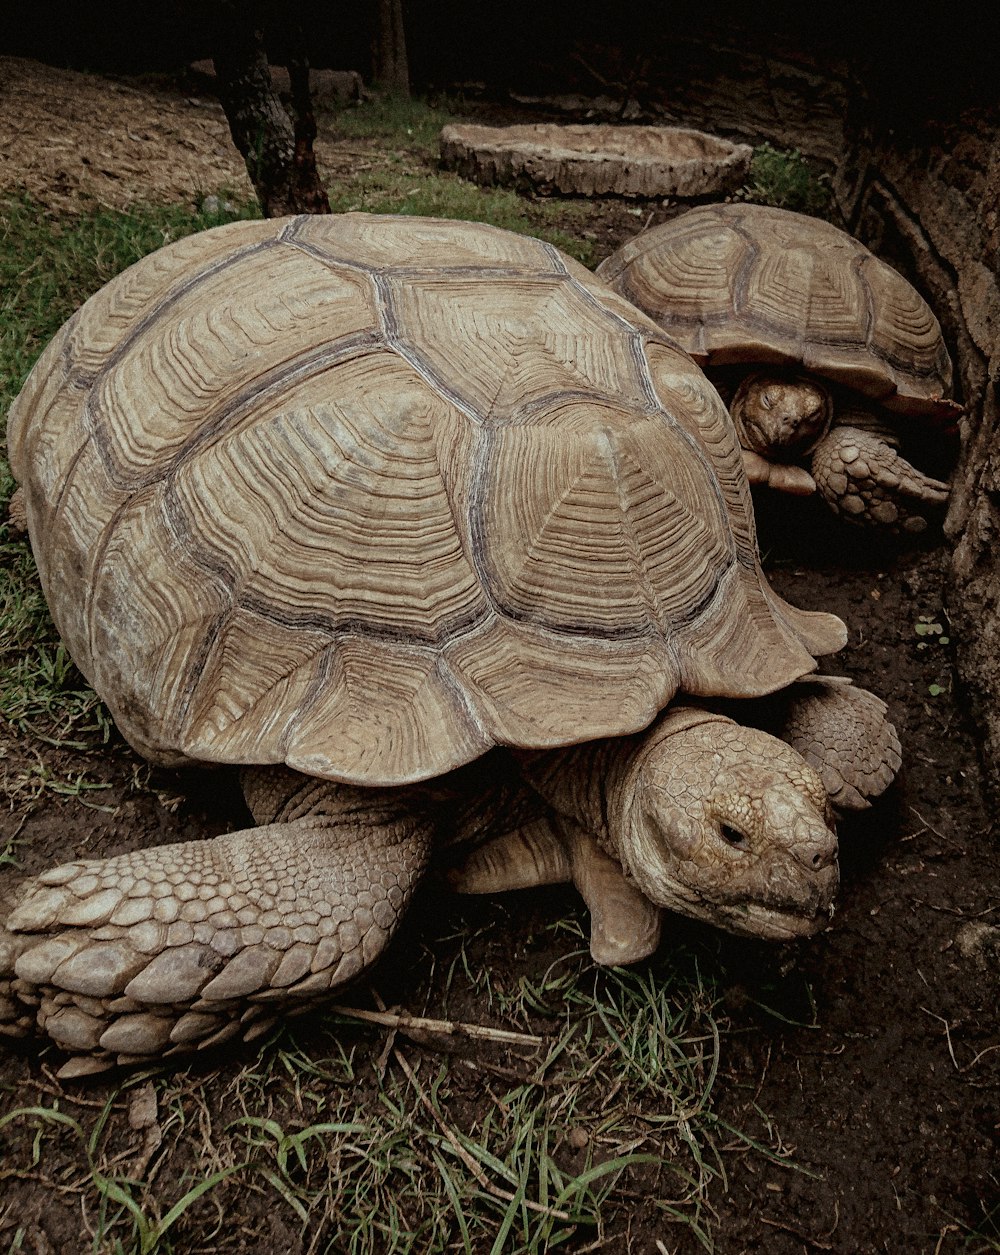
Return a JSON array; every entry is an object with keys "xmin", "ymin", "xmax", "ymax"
[{"xmin": 328, "ymin": 1004, "xmax": 545, "ymax": 1049}]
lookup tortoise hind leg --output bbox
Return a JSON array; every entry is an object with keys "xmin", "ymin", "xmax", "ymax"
[
  {"xmin": 451, "ymin": 814, "xmax": 662, "ymax": 966},
  {"xmin": 0, "ymin": 768, "xmax": 433, "ymax": 1075}
]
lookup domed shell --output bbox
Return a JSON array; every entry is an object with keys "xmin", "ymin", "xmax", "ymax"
[
  {"xmin": 597, "ymin": 203, "xmax": 956, "ymax": 419},
  {"xmin": 8, "ymin": 213, "xmax": 844, "ymax": 787}
]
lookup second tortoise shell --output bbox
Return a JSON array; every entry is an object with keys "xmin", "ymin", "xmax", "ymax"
[{"xmin": 596, "ymin": 202, "xmax": 955, "ymax": 419}]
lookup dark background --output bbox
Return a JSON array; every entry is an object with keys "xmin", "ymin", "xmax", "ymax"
[{"xmin": 5, "ymin": 1, "xmax": 997, "ymax": 121}]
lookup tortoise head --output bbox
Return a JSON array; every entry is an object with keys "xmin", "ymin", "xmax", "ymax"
[
  {"xmin": 615, "ymin": 713, "xmax": 838, "ymax": 940},
  {"xmin": 730, "ymin": 371, "xmax": 834, "ymax": 460}
]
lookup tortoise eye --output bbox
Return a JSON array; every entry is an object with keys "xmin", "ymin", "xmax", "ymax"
[
  {"xmin": 760, "ymin": 392, "xmax": 774, "ymax": 410},
  {"xmin": 720, "ymin": 823, "xmax": 748, "ymax": 850}
]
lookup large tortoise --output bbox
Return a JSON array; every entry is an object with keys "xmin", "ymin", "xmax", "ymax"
[
  {"xmin": 0, "ymin": 214, "xmax": 899, "ymax": 1076},
  {"xmin": 597, "ymin": 202, "xmax": 959, "ymax": 531}
]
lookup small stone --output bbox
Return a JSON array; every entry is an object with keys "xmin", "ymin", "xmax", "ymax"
[
  {"xmin": 332, "ymin": 948, "xmax": 365, "ymax": 987},
  {"xmin": 372, "ymin": 900, "xmax": 395, "ymax": 930},
  {"xmin": 127, "ymin": 921, "xmax": 168, "ymax": 954},
  {"xmin": 209, "ymin": 930, "xmax": 240, "ymax": 958},
  {"xmin": 56, "ymin": 1056, "xmax": 114, "ymax": 1080},
  {"xmin": 242, "ymin": 1015, "xmax": 278, "ymax": 1043},
  {"xmin": 38, "ymin": 863, "xmax": 85, "ymax": 887},
  {"xmin": 310, "ymin": 935, "xmax": 342, "ymax": 974},
  {"xmin": 210, "ymin": 910, "xmax": 239, "ymax": 929},
  {"xmin": 107, "ymin": 996, "xmax": 142, "ymax": 1013},
  {"xmin": 72, "ymin": 994, "xmax": 108, "ymax": 1016},
  {"xmin": 264, "ymin": 926, "xmax": 291, "ymax": 950},
  {"xmin": 337, "ymin": 921, "xmax": 362, "ymax": 953},
  {"xmin": 90, "ymin": 925, "xmax": 123, "ymax": 942},
  {"xmin": 871, "ymin": 501, "xmax": 899, "ymax": 525},
  {"xmin": 288, "ymin": 969, "xmax": 334, "ymax": 995},
  {"xmin": 8, "ymin": 887, "xmax": 73, "ymax": 932},
  {"xmin": 166, "ymin": 921, "xmax": 195, "ymax": 947}
]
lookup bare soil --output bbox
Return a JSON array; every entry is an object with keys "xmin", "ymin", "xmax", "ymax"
[{"xmin": 1, "ymin": 57, "xmax": 998, "ymax": 1255}]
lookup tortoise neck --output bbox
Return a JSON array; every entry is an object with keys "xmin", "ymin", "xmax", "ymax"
[{"xmin": 516, "ymin": 707, "xmax": 727, "ymax": 856}]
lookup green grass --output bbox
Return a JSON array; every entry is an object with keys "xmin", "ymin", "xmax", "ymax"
[
  {"xmin": 0, "ymin": 921, "xmax": 755, "ymax": 1252},
  {"xmin": 325, "ymin": 94, "xmax": 462, "ymax": 153},
  {"xmin": 737, "ymin": 143, "xmax": 833, "ymax": 217},
  {"xmin": 322, "ymin": 95, "xmax": 597, "ymax": 264},
  {"xmin": 0, "ymin": 196, "xmax": 254, "ymax": 756}
]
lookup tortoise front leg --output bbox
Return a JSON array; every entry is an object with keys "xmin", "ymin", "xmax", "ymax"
[
  {"xmin": 450, "ymin": 814, "xmax": 662, "ymax": 966},
  {"xmin": 810, "ymin": 417, "xmax": 949, "ymax": 532},
  {"xmin": 0, "ymin": 768, "xmax": 432, "ymax": 1076},
  {"xmin": 766, "ymin": 676, "xmax": 902, "ymax": 813}
]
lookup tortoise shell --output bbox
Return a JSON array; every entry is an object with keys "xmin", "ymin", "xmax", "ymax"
[
  {"xmin": 8, "ymin": 213, "xmax": 843, "ymax": 786},
  {"xmin": 596, "ymin": 203, "xmax": 955, "ymax": 419}
]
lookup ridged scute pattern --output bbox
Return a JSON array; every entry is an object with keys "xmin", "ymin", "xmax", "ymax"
[
  {"xmin": 597, "ymin": 203, "xmax": 954, "ymax": 417},
  {"xmin": 8, "ymin": 213, "xmax": 844, "ymax": 786}
]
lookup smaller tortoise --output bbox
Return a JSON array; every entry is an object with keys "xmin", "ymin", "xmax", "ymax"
[
  {"xmin": 0, "ymin": 213, "xmax": 900, "ymax": 1075},
  {"xmin": 597, "ymin": 202, "xmax": 959, "ymax": 532}
]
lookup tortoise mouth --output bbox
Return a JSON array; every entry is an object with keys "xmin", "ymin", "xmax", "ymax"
[{"xmin": 711, "ymin": 896, "xmax": 836, "ymax": 941}]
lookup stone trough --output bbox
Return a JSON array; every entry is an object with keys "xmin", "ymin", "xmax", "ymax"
[{"xmin": 439, "ymin": 122, "xmax": 753, "ymax": 198}]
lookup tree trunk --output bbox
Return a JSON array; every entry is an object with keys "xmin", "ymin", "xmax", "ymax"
[
  {"xmin": 835, "ymin": 106, "xmax": 1000, "ymax": 799},
  {"xmin": 211, "ymin": 4, "xmax": 329, "ymax": 217},
  {"xmin": 372, "ymin": 0, "xmax": 410, "ymax": 95}
]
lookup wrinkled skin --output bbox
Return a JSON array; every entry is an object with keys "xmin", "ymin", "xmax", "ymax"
[
  {"xmin": 731, "ymin": 372, "xmax": 833, "ymax": 460},
  {"xmin": 0, "ymin": 687, "xmax": 898, "ymax": 1075},
  {"xmin": 617, "ymin": 717, "xmax": 837, "ymax": 941}
]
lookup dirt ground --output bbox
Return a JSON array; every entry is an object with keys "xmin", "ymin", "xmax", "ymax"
[{"xmin": 1, "ymin": 57, "xmax": 998, "ymax": 1255}]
